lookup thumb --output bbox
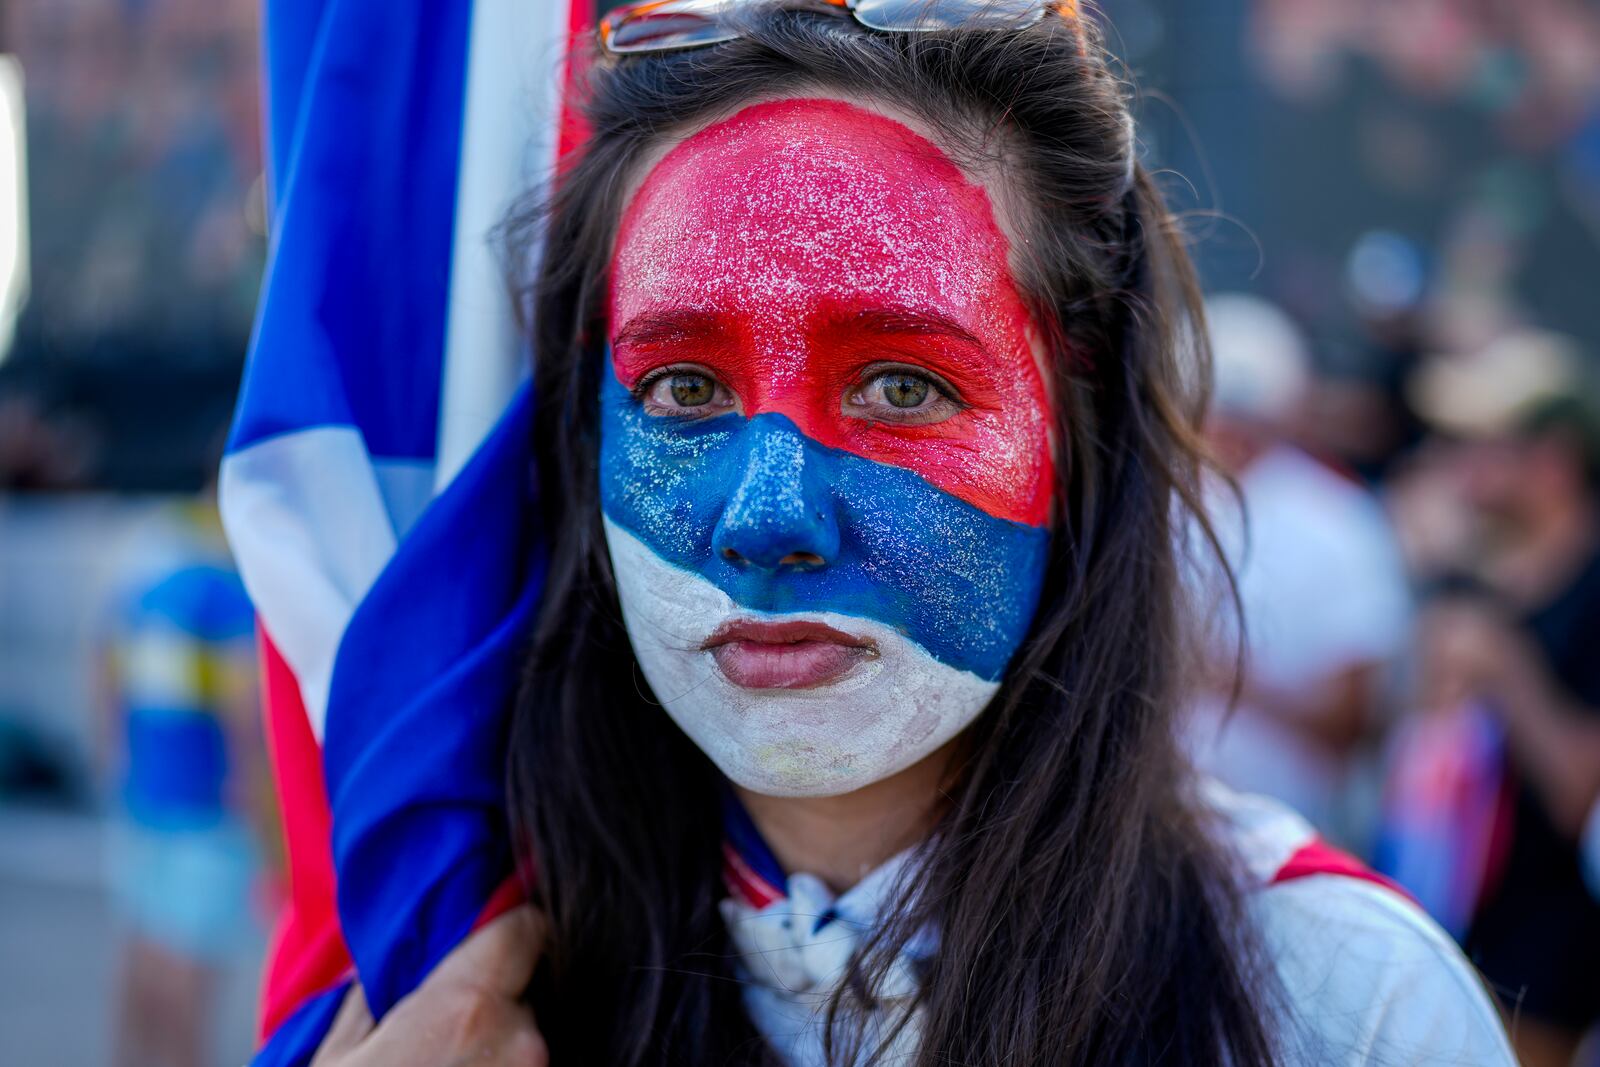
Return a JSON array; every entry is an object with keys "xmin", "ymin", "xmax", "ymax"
[{"xmin": 425, "ymin": 904, "xmax": 546, "ymax": 998}]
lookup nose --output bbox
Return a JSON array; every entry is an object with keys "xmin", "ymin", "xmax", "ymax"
[{"xmin": 712, "ymin": 419, "xmax": 839, "ymax": 571}]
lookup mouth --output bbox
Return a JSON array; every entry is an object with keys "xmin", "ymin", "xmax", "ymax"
[{"xmin": 702, "ymin": 619, "xmax": 877, "ymax": 690}]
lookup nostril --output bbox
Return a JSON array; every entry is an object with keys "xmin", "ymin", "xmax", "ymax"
[
  {"xmin": 779, "ymin": 551, "xmax": 825, "ymax": 568},
  {"xmin": 722, "ymin": 547, "xmax": 745, "ymax": 564}
]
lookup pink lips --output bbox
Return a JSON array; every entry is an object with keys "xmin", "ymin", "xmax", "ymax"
[{"xmin": 703, "ymin": 619, "xmax": 875, "ymax": 689}]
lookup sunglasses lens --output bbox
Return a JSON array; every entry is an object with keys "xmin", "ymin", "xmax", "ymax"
[
  {"xmin": 606, "ymin": 2, "xmax": 740, "ymax": 53},
  {"xmin": 850, "ymin": 0, "xmax": 1043, "ymax": 32}
]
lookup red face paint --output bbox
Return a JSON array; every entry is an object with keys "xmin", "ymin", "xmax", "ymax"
[{"xmin": 609, "ymin": 98, "xmax": 1054, "ymax": 528}]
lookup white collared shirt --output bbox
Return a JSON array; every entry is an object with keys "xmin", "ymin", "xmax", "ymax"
[{"xmin": 721, "ymin": 782, "xmax": 1515, "ymax": 1066}]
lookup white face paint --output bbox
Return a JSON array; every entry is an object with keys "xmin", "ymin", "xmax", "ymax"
[
  {"xmin": 604, "ymin": 519, "xmax": 1001, "ymax": 797},
  {"xmin": 597, "ymin": 99, "xmax": 1053, "ymax": 798}
]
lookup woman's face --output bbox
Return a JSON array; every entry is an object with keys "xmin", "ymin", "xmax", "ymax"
[{"xmin": 600, "ymin": 97, "xmax": 1053, "ymax": 797}]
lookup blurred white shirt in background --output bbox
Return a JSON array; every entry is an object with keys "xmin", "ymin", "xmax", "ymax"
[{"xmin": 1187, "ymin": 443, "xmax": 1412, "ymax": 835}]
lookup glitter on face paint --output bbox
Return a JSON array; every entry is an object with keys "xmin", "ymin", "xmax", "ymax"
[
  {"xmin": 609, "ymin": 98, "xmax": 1055, "ymax": 528},
  {"xmin": 601, "ymin": 388, "xmax": 1048, "ymax": 680},
  {"xmin": 599, "ymin": 98, "xmax": 1056, "ymax": 796}
]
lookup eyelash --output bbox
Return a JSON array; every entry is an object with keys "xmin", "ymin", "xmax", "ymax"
[
  {"xmin": 634, "ymin": 364, "xmax": 737, "ymax": 419},
  {"xmin": 633, "ymin": 362, "xmax": 964, "ymax": 425},
  {"xmin": 845, "ymin": 362, "xmax": 964, "ymax": 426}
]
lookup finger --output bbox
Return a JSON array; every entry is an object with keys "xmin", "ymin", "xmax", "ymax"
[
  {"xmin": 494, "ymin": 1014, "xmax": 550, "ymax": 1067},
  {"xmin": 310, "ymin": 982, "xmax": 376, "ymax": 1066},
  {"xmin": 427, "ymin": 905, "xmax": 546, "ymax": 998}
]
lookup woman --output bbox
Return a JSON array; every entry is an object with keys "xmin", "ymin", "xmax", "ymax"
[{"xmin": 314, "ymin": 3, "xmax": 1513, "ymax": 1064}]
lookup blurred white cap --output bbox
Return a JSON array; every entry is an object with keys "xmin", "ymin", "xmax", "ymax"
[
  {"xmin": 1205, "ymin": 292, "xmax": 1312, "ymax": 424},
  {"xmin": 1409, "ymin": 329, "xmax": 1583, "ymax": 438}
]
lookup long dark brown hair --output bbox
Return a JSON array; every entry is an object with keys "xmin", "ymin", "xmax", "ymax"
[{"xmin": 506, "ymin": 6, "xmax": 1281, "ymax": 1064}]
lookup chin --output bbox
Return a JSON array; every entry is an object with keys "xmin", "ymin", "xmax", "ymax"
[
  {"xmin": 718, "ymin": 755, "xmax": 903, "ymax": 800},
  {"xmin": 604, "ymin": 517, "xmax": 997, "ymax": 796}
]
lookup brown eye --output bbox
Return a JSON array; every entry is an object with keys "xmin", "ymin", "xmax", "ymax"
[
  {"xmin": 843, "ymin": 363, "xmax": 963, "ymax": 427},
  {"xmin": 880, "ymin": 374, "xmax": 930, "ymax": 409},
  {"xmin": 639, "ymin": 365, "xmax": 737, "ymax": 418},
  {"xmin": 669, "ymin": 374, "xmax": 715, "ymax": 407}
]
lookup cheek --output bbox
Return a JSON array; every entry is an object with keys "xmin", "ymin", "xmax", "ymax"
[
  {"xmin": 828, "ymin": 343, "xmax": 1054, "ymax": 531},
  {"xmin": 831, "ymin": 456, "xmax": 1051, "ymax": 676},
  {"xmin": 597, "ymin": 376, "xmax": 735, "ymax": 565}
]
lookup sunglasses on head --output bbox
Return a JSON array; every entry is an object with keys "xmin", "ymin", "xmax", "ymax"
[{"xmin": 599, "ymin": 0, "xmax": 1083, "ymax": 55}]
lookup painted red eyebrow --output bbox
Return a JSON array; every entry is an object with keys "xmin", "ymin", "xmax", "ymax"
[
  {"xmin": 830, "ymin": 306, "xmax": 987, "ymax": 349},
  {"xmin": 615, "ymin": 305, "xmax": 988, "ymax": 351},
  {"xmin": 611, "ymin": 309, "xmax": 730, "ymax": 349}
]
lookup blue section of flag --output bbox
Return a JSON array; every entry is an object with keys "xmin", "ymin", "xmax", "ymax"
[
  {"xmin": 322, "ymin": 384, "xmax": 544, "ymax": 1017},
  {"xmin": 259, "ymin": 0, "xmax": 321, "ymax": 205},
  {"xmin": 252, "ymin": 982, "xmax": 350, "ymax": 1067},
  {"xmin": 598, "ymin": 373, "xmax": 1049, "ymax": 682},
  {"xmin": 232, "ymin": 0, "xmax": 472, "ymax": 461}
]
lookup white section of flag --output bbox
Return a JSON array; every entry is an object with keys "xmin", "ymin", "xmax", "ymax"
[
  {"xmin": 435, "ymin": 0, "xmax": 576, "ymax": 489},
  {"xmin": 0, "ymin": 56, "xmax": 30, "ymax": 364},
  {"xmin": 221, "ymin": 426, "xmax": 397, "ymax": 739}
]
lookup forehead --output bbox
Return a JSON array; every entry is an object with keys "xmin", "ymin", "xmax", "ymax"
[{"xmin": 610, "ymin": 97, "xmax": 1018, "ymax": 325}]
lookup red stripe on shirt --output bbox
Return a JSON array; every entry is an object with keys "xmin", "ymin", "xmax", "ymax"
[
  {"xmin": 723, "ymin": 842, "xmax": 785, "ymax": 909},
  {"xmin": 1270, "ymin": 838, "xmax": 1417, "ymax": 906}
]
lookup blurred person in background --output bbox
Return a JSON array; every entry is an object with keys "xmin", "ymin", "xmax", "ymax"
[
  {"xmin": 99, "ymin": 476, "xmax": 271, "ymax": 1067},
  {"xmin": 1293, "ymin": 232, "xmax": 1433, "ymax": 489},
  {"xmin": 1399, "ymin": 331, "xmax": 1600, "ymax": 1067},
  {"xmin": 1187, "ymin": 293, "xmax": 1412, "ymax": 842},
  {"xmin": 1291, "ymin": 348, "xmax": 1423, "ymax": 489}
]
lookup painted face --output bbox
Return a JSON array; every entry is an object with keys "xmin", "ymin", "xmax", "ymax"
[{"xmin": 600, "ymin": 98, "xmax": 1054, "ymax": 797}]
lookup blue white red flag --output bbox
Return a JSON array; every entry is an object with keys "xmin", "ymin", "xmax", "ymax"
[
  {"xmin": 220, "ymin": 2, "xmax": 590, "ymax": 1062},
  {"xmin": 1373, "ymin": 701, "xmax": 1509, "ymax": 939}
]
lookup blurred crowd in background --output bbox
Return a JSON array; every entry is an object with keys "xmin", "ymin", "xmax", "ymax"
[{"xmin": 0, "ymin": 0, "xmax": 1597, "ymax": 1065}]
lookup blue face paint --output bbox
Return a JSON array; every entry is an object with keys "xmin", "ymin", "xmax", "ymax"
[{"xmin": 599, "ymin": 371, "xmax": 1048, "ymax": 683}]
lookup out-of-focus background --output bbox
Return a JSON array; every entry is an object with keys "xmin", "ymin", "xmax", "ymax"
[{"xmin": 0, "ymin": 0, "xmax": 1597, "ymax": 1064}]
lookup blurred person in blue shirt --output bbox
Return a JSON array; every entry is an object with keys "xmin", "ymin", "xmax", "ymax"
[{"xmin": 101, "ymin": 497, "xmax": 268, "ymax": 1067}]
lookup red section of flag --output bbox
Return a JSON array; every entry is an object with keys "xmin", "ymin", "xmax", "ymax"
[
  {"xmin": 557, "ymin": 0, "xmax": 595, "ymax": 166},
  {"xmin": 1270, "ymin": 838, "xmax": 1418, "ymax": 906},
  {"xmin": 472, "ymin": 873, "xmax": 529, "ymax": 933},
  {"xmin": 256, "ymin": 629, "xmax": 352, "ymax": 1038}
]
